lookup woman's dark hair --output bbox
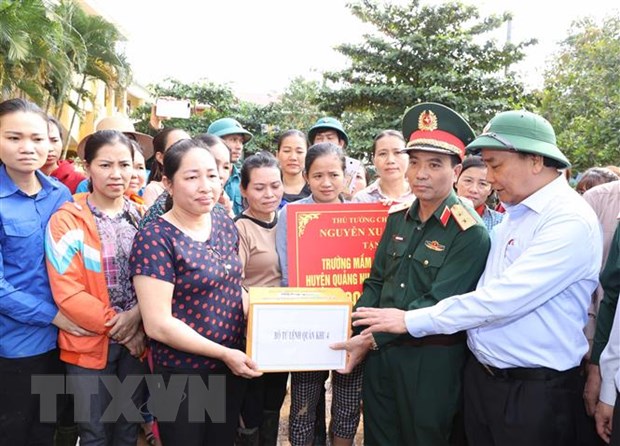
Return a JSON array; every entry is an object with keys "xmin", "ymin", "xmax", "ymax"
[
  {"xmin": 162, "ymin": 138, "xmax": 213, "ymax": 211},
  {"xmin": 84, "ymin": 130, "xmax": 134, "ymax": 192},
  {"xmin": 148, "ymin": 127, "xmax": 188, "ymax": 183},
  {"xmin": 372, "ymin": 130, "xmax": 404, "ymax": 156},
  {"xmin": 0, "ymin": 98, "xmax": 48, "ymax": 123},
  {"xmin": 459, "ymin": 155, "xmax": 486, "ymax": 177},
  {"xmin": 305, "ymin": 142, "xmax": 345, "ymax": 173},
  {"xmin": 84, "ymin": 130, "xmax": 134, "ymax": 164},
  {"xmin": 576, "ymin": 167, "xmax": 619, "ymax": 194},
  {"xmin": 240, "ymin": 151, "xmax": 281, "ymax": 190},
  {"xmin": 195, "ymin": 133, "xmax": 224, "ymax": 148},
  {"xmin": 277, "ymin": 129, "xmax": 308, "ymax": 152},
  {"xmin": 129, "ymin": 139, "xmax": 143, "ymax": 157},
  {"xmin": 47, "ymin": 115, "xmax": 64, "ymax": 141},
  {"xmin": 195, "ymin": 133, "xmax": 231, "ymax": 162}
]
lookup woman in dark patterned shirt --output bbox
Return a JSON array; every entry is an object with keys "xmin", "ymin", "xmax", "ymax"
[{"xmin": 131, "ymin": 139, "xmax": 262, "ymax": 446}]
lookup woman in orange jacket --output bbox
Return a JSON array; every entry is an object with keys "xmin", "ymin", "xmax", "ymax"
[{"xmin": 46, "ymin": 129, "xmax": 147, "ymax": 446}]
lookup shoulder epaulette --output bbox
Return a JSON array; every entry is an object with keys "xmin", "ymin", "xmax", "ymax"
[
  {"xmin": 388, "ymin": 199, "xmax": 414, "ymax": 214},
  {"xmin": 450, "ymin": 203, "xmax": 477, "ymax": 231}
]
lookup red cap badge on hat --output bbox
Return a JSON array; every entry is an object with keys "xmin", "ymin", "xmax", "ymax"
[{"xmin": 402, "ymin": 103, "xmax": 476, "ymax": 160}]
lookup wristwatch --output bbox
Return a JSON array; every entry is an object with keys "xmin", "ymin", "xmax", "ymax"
[{"xmin": 369, "ymin": 334, "xmax": 379, "ymax": 351}]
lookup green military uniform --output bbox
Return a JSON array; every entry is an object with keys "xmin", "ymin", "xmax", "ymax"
[
  {"xmin": 355, "ymin": 190, "xmax": 490, "ymax": 445},
  {"xmin": 591, "ymin": 221, "xmax": 620, "ymax": 365},
  {"xmin": 353, "ymin": 102, "xmax": 491, "ymax": 445}
]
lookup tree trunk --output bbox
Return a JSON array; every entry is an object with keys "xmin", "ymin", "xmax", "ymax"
[{"xmin": 62, "ymin": 75, "xmax": 87, "ymax": 160}]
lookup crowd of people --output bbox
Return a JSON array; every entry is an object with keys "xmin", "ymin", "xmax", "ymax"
[{"xmin": 1, "ymin": 95, "xmax": 619, "ymax": 446}]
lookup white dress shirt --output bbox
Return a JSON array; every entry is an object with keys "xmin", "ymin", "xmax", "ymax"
[
  {"xmin": 405, "ymin": 175, "xmax": 603, "ymax": 370},
  {"xmin": 600, "ymin": 293, "xmax": 620, "ymax": 405}
]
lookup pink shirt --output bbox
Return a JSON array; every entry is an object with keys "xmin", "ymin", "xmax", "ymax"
[{"xmin": 582, "ymin": 180, "xmax": 620, "ymax": 343}]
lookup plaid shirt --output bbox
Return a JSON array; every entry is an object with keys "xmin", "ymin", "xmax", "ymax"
[{"xmin": 88, "ymin": 198, "xmax": 141, "ymax": 313}]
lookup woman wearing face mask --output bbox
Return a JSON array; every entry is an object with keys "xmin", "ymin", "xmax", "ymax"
[
  {"xmin": 455, "ymin": 155, "xmax": 503, "ymax": 231},
  {"xmin": 352, "ymin": 130, "xmax": 414, "ymax": 204},
  {"xmin": 46, "ymin": 130, "xmax": 147, "ymax": 445},
  {"xmin": 40, "ymin": 116, "xmax": 86, "ymax": 193},
  {"xmin": 276, "ymin": 143, "xmax": 363, "ymax": 446}
]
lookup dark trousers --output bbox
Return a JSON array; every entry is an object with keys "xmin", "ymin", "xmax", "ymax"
[
  {"xmin": 66, "ymin": 343, "xmax": 147, "ymax": 446},
  {"xmin": 611, "ymin": 392, "xmax": 620, "ymax": 446},
  {"xmin": 0, "ymin": 349, "xmax": 61, "ymax": 446},
  {"xmin": 239, "ymin": 372, "xmax": 288, "ymax": 428},
  {"xmin": 154, "ymin": 364, "xmax": 247, "ymax": 446},
  {"xmin": 54, "ymin": 361, "xmax": 78, "ymax": 446},
  {"xmin": 464, "ymin": 357, "xmax": 600, "ymax": 446},
  {"xmin": 362, "ymin": 343, "xmax": 467, "ymax": 446},
  {"xmin": 264, "ymin": 372, "xmax": 288, "ymax": 412}
]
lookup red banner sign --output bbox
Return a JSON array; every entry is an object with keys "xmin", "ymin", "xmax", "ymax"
[{"xmin": 287, "ymin": 203, "xmax": 388, "ymax": 303}]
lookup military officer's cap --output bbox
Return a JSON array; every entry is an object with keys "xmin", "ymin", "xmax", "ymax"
[{"xmin": 402, "ymin": 102, "xmax": 476, "ymax": 160}]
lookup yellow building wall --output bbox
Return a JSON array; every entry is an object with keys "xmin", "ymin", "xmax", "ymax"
[
  {"xmin": 55, "ymin": 0, "xmax": 151, "ymax": 159},
  {"xmin": 55, "ymin": 79, "xmax": 150, "ymax": 159}
]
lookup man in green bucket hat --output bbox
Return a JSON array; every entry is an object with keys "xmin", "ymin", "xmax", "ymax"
[
  {"xmin": 351, "ymin": 109, "xmax": 603, "ymax": 445},
  {"xmin": 207, "ymin": 117, "xmax": 253, "ymax": 215},
  {"xmin": 308, "ymin": 117, "xmax": 349, "ymax": 149}
]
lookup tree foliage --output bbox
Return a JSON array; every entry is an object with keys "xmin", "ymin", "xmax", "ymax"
[
  {"xmin": 58, "ymin": 1, "xmax": 132, "ymax": 155},
  {"xmin": 538, "ymin": 15, "xmax": 620, "ymax": 170},
  {"xmin": 319, "ymin": 0, "xmax": 537, "ymax": 158},
  {"xmin": 0, "ymin": 0, "xmax": 130, "ymax": 119},
  {"xmin": 132, "ymin": 78, "xmax": 239, "ymax": 136},
  {"xmin": 0, "ymin": 0, "xmax": 71, "ymax": 103},
  {"xmin": 243, "ymin": 77, "xmax": 325, "ymax": 152},
  {"xmin": 133, "ymin": 77, "xmax": 326, "ymax": 154}
]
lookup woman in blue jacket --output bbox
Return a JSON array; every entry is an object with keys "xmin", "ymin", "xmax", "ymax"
[{"xmin": 0, "ymin": 98, "xmax": 91, "ymax": 444}]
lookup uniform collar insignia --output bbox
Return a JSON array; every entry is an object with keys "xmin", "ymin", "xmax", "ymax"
[
  {"xmin": 425, "ymin": 240, "xmax": 445, "ymax": 252},
  {"xmin": 439, "ymin": 205, "xmax": 451, "ymax": 227}
]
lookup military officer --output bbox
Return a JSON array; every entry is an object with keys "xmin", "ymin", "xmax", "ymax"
[
  {"xmin": 354, "ymin": 110, "xmax": 603, "ymax": 446},
  {"xmin": 333, "ymin": 102, "xmax": 491, "ymax": 445},
  {"xmin": 593, "ymin": 221, "xmax": 620, "ymax": 442}
]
